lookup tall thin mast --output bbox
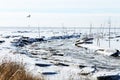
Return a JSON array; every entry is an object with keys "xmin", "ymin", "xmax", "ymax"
[
  {"xmin": 89, "ymin": 23, "xmax": 92, "ymax": 36},
  {"xmin": 108, "ymin": 17, "xmax": 111, "ymax": 48},
  {"xmin": 62, "ymin": 23, "xmax": 65, "ymax": 36},
  {"xmin": 38, "ymin": 26, "xmax": 40, "ymax": 38}
]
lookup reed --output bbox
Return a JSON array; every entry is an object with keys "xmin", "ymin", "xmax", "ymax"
[{"xmin": 0, "ymin": 61, "xmax": 43, "ymax": 80}]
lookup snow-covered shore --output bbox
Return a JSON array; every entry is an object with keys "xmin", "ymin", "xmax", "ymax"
[{"xmin": 0, "ymin": 27, "xmax": 120, "ymax": 80}]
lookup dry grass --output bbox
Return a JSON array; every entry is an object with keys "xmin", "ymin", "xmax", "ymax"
[{"xmin": 0, "ymin": 61, "xmax": 43, "ymax": 80}]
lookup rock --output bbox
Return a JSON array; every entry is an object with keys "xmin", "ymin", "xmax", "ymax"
[
  {"xmin": 42, "ymin": 72, "xmax": 57, "ymax": 75},
  {"xmin": 11, "ymin": 37, "xmax": 45, "ymax": 47},
  {"xmin": 0, "ymin": 40, "xmax": 5, "ymax": 43},
  {"xmin": 54, "ymin": 62, "xmax": 69, "ymax": 66},
  {"xmin": 53, "ymin": 53, "xmax": 64, "ymax": 56},
  {"xmin": 79, "ymin": 66, "xmax": 96, "ymax": 75},
  {"xmin": 35, "ymin": 63, "xmax": 52, "ymax": 67},
  {"xmin": 92, "ymin": 71, "xmax": 120, "ymax": 80}
]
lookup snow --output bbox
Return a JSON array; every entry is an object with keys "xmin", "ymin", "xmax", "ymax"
[{"xmin": 0, "ymin": 27, "xmax": 120, "ymax": 80}]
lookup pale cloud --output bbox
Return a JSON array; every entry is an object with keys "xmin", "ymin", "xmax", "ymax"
[{"xmin": 0, "ymin": 0, "xmax": 120, "ymax": 12}]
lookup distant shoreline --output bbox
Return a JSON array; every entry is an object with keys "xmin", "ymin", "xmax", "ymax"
[{"xmin": 0, "ymin": 26, "xmax": 120, "ymax": 29}]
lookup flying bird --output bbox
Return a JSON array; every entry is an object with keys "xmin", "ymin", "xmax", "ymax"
[{"xmin": 27, "ymin": 15, "xmax": 31, "ymax": 18}]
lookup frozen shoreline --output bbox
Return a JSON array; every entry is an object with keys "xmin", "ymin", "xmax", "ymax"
[{"xmin": 0, "ymin": 27, "xmax": 120, "ymax": 80}]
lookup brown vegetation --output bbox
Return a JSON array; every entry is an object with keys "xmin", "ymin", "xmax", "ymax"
[{"xmin": 0, "ymin": 61, "xmax": 43, "ymax": 80}]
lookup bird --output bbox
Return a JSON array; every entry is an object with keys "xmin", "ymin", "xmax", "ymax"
[{"xmin": 27, "ymin": 15, "xmax": 31, "ymax": 18}]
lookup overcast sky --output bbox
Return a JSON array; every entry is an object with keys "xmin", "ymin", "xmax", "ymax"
[{"xmin": 0, "ymin": 0, "xmax": 120, "ymax": 27}]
